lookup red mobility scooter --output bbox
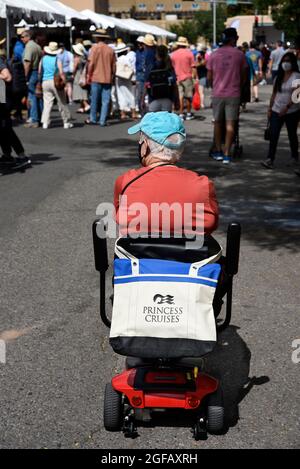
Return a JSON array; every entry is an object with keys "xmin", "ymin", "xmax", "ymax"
[{"xmin": 92, "ymin": 221, "xmax": 241, "ymax": 439}]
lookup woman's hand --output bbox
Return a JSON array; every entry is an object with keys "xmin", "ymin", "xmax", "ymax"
[
  {"xmin": 0, "ymin": 67, "xmax": 12, "ymax": 82},
  {"xmin": 279, "ymin": 105, "xmax": 289, "ymax": 117},
  {"xmin": 60, "ymin": 72, "xmax": 66, "ymax": 85},
  {"xmin": 267, "ymin": 108, "xmax": 272, "ymax": 118}
]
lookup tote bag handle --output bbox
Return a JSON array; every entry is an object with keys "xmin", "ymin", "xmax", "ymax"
[{"xmin": 115, "ymin": 238, "xmax": 223, "ymax": 273}]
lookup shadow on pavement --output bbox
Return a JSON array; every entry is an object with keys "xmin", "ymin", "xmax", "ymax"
[
  {"xmin": 135, "ymin": 325, "xmax": 268, "ymax": 436},
  {"xmin": 0, "ymin": 153, "xmax": 60, "ymax": 176},
  {"xmin": 29, "ymin": 153, "xmax": 60, "ymax": 166},
  {"xmin": 92, "ymin": 131, "xmax": 300, "ymax": 252},
  {"xmin": 205, "ymin": 325, "xmax": 269, "ymax": 430}
]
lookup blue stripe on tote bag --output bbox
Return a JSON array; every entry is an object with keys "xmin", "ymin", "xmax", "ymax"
[{"xmin": 110, "ymin": 241, "xmax": 222, "ymax": 359}]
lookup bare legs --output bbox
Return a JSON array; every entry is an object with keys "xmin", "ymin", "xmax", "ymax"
[
  {"xmin": 214, "ymin": 120, "xmax": 235, "ymax": 156},
  {"xmin": 179, "ymin": 97, "xmax": 192, "ymax": 115}
]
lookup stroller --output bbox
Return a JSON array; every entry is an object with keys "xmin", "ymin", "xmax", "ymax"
[{"xmin": 92, "ymin": 221, "xmax": 241, "ymax": 439}]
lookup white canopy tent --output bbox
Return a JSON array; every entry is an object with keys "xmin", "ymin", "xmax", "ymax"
[
  {"xmin": 0, "ymin": 0, "xmax": 64, "ymax": 22},
  {"xmin": 7, "ymin": 0, "xmax": 91, "ymax": 48},
  {"xmin": 80, "ymin": 9, "xmax": 116, "ymax": 30},
  {"xmin": 48, "ymin": 1, "xmax": 91, "ymax": 45},
  {"xmin": 52, "ymin": 2, "xmax": 90, "ymax": 22},
  {"xmin": 0, "ymin": 0, "xmax": 66, "ymax": 55},
  {"xmin": 80, "ymin": 10, "xmax": 176, "ymax": 39},
  {"xmin": 122, "ymin": 18, "xmax": 176, "ymax": 39}
]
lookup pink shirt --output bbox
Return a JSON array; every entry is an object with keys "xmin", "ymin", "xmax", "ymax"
[
  {"xmin": 206, "ymin": 46, "xmax": 247, "ymax": 98},
  {"xmin": 171, "ymin": 48, "xmax": 195, "ymax": 83}
]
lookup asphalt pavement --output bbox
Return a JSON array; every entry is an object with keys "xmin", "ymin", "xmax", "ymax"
[{"xmin": 0, "ymin": 86, "xmax": 299, "ymax": 449}]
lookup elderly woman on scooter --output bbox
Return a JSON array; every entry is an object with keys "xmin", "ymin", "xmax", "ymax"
[{"xmin": 114, "ymin": 112, "xmax": 219, "ymax": 237}]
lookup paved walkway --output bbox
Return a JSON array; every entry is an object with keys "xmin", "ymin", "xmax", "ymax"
[{"xmin": 0, "ymin": 86, "xmax": 299, "ymax": 448}]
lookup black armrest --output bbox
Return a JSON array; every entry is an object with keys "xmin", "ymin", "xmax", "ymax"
[
  {"xmin": 225, "ymin": 222, "xmax": 241, "ymax": 276},
  {"xmin": 92, "ymin": 219, "xmax": 109, "ymax": 273}
]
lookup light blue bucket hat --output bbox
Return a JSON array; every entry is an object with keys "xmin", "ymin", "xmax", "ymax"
[{"xmin": 128, "ymin": 112, "xmax": 186, "ymax": 149}]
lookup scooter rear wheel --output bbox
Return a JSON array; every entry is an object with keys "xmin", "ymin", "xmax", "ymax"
[
  {"xmin": 207, "ymin": 386, "xmax": 224, "ymax": 433},
  {"xmin": 104, "ymin": 383, "xmax": 123, "ymax": 431}
]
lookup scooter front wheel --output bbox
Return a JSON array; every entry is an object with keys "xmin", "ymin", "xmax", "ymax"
[{"xmin": 103, "ymin": 383, "xmax": 123, "ymax": 431}]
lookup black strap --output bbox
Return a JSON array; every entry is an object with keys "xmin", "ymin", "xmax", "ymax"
[{"xmin": 120, "ymin": 163, "xmax": 174, "ymax": 196}]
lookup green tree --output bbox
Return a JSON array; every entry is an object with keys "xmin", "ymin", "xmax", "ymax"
[
  {"xmin": 169, "ymin": 6, "xmax": 227, "ymax": 45},
  {"xmin": 169, "ymin": 19, "xmax": 199, "ymax": 45},
  {"xmin": 253, "ymin": 0, "xmax": 300, "ymax": 41},
  {"xmin": 194, "ymin": 7, "xmax": 227, "ymax": 44}
]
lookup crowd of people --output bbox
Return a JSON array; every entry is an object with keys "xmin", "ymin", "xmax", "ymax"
[{"xmin": 0, "ymin": 26, "xmax": 299, "ymax": 169}]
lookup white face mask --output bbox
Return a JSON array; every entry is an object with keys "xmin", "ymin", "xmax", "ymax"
[{"xmin": 282, "ymin": 62, "xmax": 292, "ymax": 71}]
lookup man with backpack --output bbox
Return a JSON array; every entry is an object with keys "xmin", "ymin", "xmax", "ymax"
[
  {"xmin": 57, "ymin": 43, "xmax": 74, "ymax": 104},
  {"xmin": 135, "ymin": 37, "xmax": 146, "ymax": 114},
  {"xmin": 21, "ymin": 30, "xmax": 42, "ymax": 128},
  {"xmin": 146, "ymin": 45, "xmax": 178, "ymax": 112}
]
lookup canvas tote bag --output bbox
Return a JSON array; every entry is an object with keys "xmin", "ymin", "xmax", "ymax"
[
  {"xmin": 109, "ymin": 240, "xmax": 222, "ymax": 359},
  {"xmin": 116, "ymin": 61, "xmax": 134, "ymax": 80}
]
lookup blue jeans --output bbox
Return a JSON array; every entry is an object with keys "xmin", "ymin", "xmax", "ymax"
[
  {"xmin": 90, "ymin": 83, "xmax": 111, "ymax": 125},
  {"xmin": 28, "ymin": 70, "xmax": 42, "ymax": 123},
  {"xmin": 136, "ymin": 80, "xmax": 145, "ymax": 114},
  {"xmin": 271, "ymin": 70, "xmax": 278, "ymax": 83}
]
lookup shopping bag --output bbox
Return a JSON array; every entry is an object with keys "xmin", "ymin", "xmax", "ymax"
[
  {"xmin": 79, "ymin": 63, "xmax": 88, "ymax": 89},
  {"xmin": 192, "ymin": 81, "xmax": 201, "ymax": 111},
  {"xmin": 54, "ymin": 73, "xmax": 65, "ymax": 90},
  {"xmin": 35, "ymin": 82, "xmax": 43, "ymax": 98},
  {"xmin": 109, "ymin": 240, "xmax": 222, "ymax": 359},
  {"xmin": 116, "ymin": 62, "xmax": 134, "ymax": 80}
]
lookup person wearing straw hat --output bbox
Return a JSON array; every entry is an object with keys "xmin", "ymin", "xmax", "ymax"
[
  {"xmin": 115, "ymin": 42, "xmax": 137, "ymax": 120},
  {"xmin": 171, "ymin": 36, "xmax": 196, "ymax": 120},
  {"xmin": 136, "ymin": 36, "xmax": 146, "ymax": 114},
  {"xmin": 21, "ymin": 30, "xmax": 42, "ymax": 128},
  {"xmin": 83, "ymin": 40, "xmax": 93, "ymax": 58},
  {"xmin": 39, "ymin": 42, "xmax": 73, "ymax": 130},
  {"xmin": 143, "ymin": 34, "xmax": 157, "ymax": 88},
  {"xmin": 86, "ymin": 29, "xmax": 116, "ymax": 126},
  {"xmin": 72, "ymin": 43, "xmax": 90, "ymax": 113},
  {"xmin": 57, "ymin": 42, "xmax": 74, "ymax": 105}
]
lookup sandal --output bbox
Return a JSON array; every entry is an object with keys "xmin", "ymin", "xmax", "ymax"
[
  {"xmin": 85, "ymin": 119, "xmax": 97, "ymax": 125},
  {"xmin": 76, "ymin": 108, "xmax": 85, "ymax": 113}
]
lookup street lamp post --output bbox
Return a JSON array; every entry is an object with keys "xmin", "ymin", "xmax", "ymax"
[
  {"xmin": 213, "ymin": 0, "xmax": 217, "ymax": 46},
  {"xmin": 208, "ymin": 0, "xmax": 254, "ymax": 46}
]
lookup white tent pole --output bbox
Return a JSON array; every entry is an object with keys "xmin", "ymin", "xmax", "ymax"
[
  {"xmin": 69, "ymin": 19, "xmax": 72, "ymax": 49},
  {"xmin": 213, "ymin": 0, "xmax": 217, "ymax": 46}
]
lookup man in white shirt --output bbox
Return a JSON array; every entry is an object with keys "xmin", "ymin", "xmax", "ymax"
[{"xmin": 268, "ymin": 41, "xmax": 285, "ymax": 82}]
